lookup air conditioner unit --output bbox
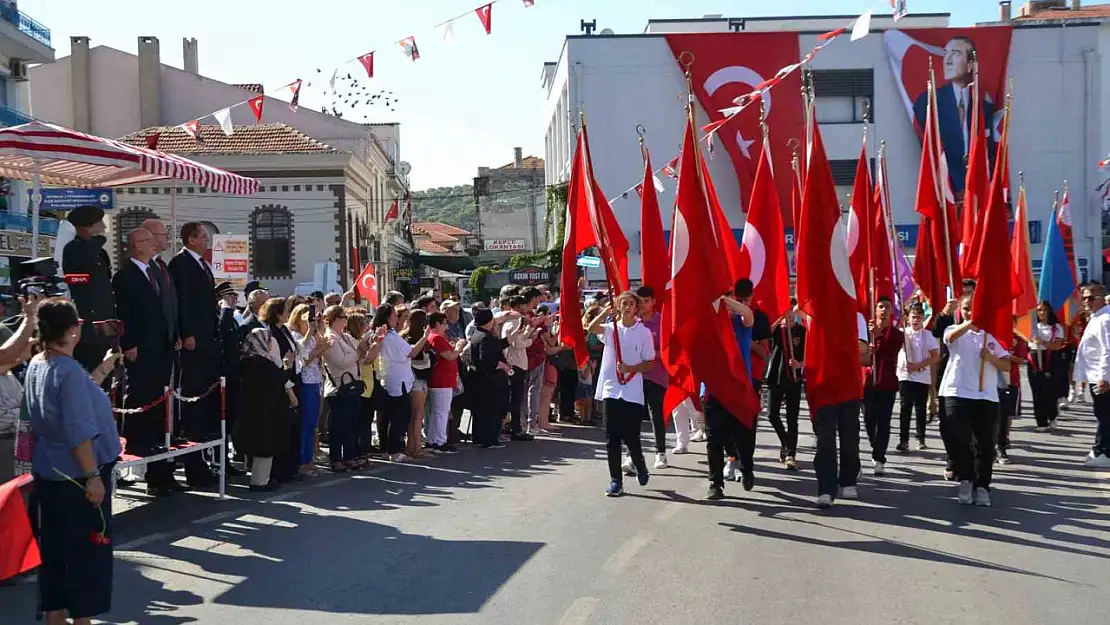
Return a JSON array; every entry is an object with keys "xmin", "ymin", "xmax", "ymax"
[{"xmin": 10, "ymin": 60, "xmax": 28, "ymax": 81}]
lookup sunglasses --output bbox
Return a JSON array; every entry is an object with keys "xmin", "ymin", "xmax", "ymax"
[{"xmin": 1083, "ymin": 295, "xmax": 1099, "ymax": 302}]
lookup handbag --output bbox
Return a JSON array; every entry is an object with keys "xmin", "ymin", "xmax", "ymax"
[{"xmin": 322, "ymin": 334, "xmax": 366, "ymax": 398}]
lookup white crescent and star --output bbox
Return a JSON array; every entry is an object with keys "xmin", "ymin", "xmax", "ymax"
[
  {"xmin": 845, "ymin": 206, "xmax": 861, "ymax": 257},
  {"xmin": 668, "ymin": 209, "xmax": 691, "ymax": 292},
  {"xmin": 740, "ymin": 222, "xmax": 766, "ymax": 288},
  {"xmin": 704, "ymin": 65, "xmax": 770, "ymax": 160},
  {"xmin": 830, "ymin": 219, "xmax": 857, "ymax": 299}
]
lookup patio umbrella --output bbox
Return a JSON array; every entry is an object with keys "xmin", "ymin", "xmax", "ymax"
[{"xmin": 0, "ymin": 121, "xmax": 259, "ymax": 252}]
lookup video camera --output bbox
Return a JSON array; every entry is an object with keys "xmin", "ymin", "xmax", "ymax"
[{"xmin": 16, "ymin": 257, "xmax": 68, "ymax": 298}]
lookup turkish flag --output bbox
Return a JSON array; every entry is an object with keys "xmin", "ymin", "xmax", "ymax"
[
  {"xmin": 739, "ymin": 138, "xmax": 790, "ymax": 320},
  {"xmin": 354, "ymin": 262, "xmax": 380, "ymax": 307},
  {"xmin": 970, "ymin": 109, "xmax": 1014, "ymax": 350},
  {"xmin": 0, "ymin": 475, "xmax": 40, "ymax": 582},
  {"xmin": 871, "ymin": 160, "xmax": 895, "ymax": 306},
  {"xmin": 1058, "ymin": 190, "xmax": 1079, "ymax": 285},
  {"xmin": 960, "ymin": 82, "xmax": 989, "ymax": 279},
  {"xmin": 847, "ymin": 145, "xmax": 874, "ymax": 317},
  {"xmin": 913, "ymin": 216, "xmax": 945, "ymax": 316},
  {"xmin": 665, "ymin": 33, "xmax": 803, "ymax": 225},
  {"xmin": 384, "ymin": 199, "xmax": 399, "ymax": 224},
  {"xmin": 661, "ymin": 110, "xmax": 759, "ymax": 426},
  {"xmin": 247, "ymin": 95, "xmax": 264, "ymax": 123},
  {"xmin": 914, "ymin": 87, "xmax": 961, "ymax": 291},
  {"xmin": 795, "ymin": 122, "xmax": 863, "ymax": 413},
  {"xmin": 638, "ymin": 147, "xmax": 670, "ymax": 300},
  {"xmin": 559, "ymin": 124, "xmax": 631, "ymax": 367},
  {"xmin": 700, "ymin": 155, "xmax": 744, "ymax": 285}
]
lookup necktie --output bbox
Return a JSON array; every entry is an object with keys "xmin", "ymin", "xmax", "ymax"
[
  {"xmin": 146, "ymin": 265, "xmax": 161, "ymax": 295},
  {"xmin": 958, "ymin": 91, "xmax": 967, "ymax": 127}
]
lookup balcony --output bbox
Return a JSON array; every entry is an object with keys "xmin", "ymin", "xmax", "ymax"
[
  {"xmin": 0, "ymin": 2, "xmax": 53, "ymax": 63},
  {"xmin": 0, "ymin": 209, "xmax": 59, "ymax": 236}
]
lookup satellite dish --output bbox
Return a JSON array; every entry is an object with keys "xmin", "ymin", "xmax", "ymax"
[
  {"xmin": 600, "ymin": 28, "xmax": 615, "ymax": 35},
  {"xmin": 400, "ymin": 161, "xmax": 412, "ymax": 176}
]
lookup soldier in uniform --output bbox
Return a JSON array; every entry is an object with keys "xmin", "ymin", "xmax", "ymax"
[{"xmin": 61, "ymin": 205, "xmax": 117, "ymax": 373}]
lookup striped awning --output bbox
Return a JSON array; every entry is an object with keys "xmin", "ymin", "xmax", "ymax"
[{"xmin": 0, "ymin": 121, "xmax": 259, "ymax": 195}]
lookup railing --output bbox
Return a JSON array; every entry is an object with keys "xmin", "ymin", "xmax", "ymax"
[
  {"xmin": 0, "ymin": 102, "xmax": 33, "ymax": 128},
  {"xmin": 0, "ymin": 2, "xmax": 51, "ymax": 48},
  {"xmin": 0, "ymin": 209, "xmax": 59, "ymax": 236}
]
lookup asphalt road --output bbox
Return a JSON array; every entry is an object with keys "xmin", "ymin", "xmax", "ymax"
[{"xmin": 2, "ymin": 398, "xmax": 1108, "ymax": 625}]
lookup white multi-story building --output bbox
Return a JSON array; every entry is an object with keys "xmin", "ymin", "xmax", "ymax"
[{"xmin": 542, "ymin": 1, "xmax": 1109, "ymax": 285}]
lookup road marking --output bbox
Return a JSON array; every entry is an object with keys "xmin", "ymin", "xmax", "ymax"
[
  {"xmin": 263, "ymin": 490, "xmax": 301, "ymax": 502},
  {"xmin": 191, "ymin": 510, "xmax": 245, "ymax": 525},
  {"xmin": 558, "ymin": 597, "xmax": 600, "ymax": 625},
  {"xmin": 602, "ymin": 532, "xmax": 650, "ymax": 575},
  {"xmin": 115, "ymin": 530, "xmax": 178, "ymax": 551}
]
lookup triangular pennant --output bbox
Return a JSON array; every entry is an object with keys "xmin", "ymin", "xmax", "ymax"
[
  {"xmin": 851, "ymin": 10, "xmax": 872, "ymax": 41},
  {"xmin": 181, "ymin": 119, "xmax": 199, "ymax": 139},
  {"xmin": 399, "ymin": 36, "xmax": 420, "ymax": 61},
  {"xmin": 287, "ymin": 79, "xmax": 303, "ymax": 112},
  {"xmin": 145, "ymin": 132, "xmax": 161, "ymax": 150},
  {"xmin": 212, "ymin": 107, "xmax": 234, "ymax": 136},
  {"xmin": 522, "ymin": 0, "xmax": 535, "ymax": 6},
  {"xmin": 476, "ymin": 3, "xmax": 493, "ymax": 35},
  {"xmin": 357, "ymin": 51, "xmax": 375, "ymax": 79},
  {"xmin": 891, "ymin": 0, "xmax": 908, "ymax": 21},
  {"xmin": 247, "ymin": 95, "xmax": 264, "ymax": 123},
  {"xmin": 329, "ymin": 68, "xmax": 338, "ymax": 91},
  {"xmin": 438, "ymin": 21, "xmax": 456, "ymax": 43}
]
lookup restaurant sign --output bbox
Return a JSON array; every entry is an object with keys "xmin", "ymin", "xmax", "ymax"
[{"xmin": 0, "ymin": 229, "xmax": 54, "ymax": 258}]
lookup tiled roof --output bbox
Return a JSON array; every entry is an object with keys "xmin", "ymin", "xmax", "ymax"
[
  {"xmin": 233, "ymin": 83, "xmax": 265, "ymax": 94},
  {"xmin": 426, "ymin": 231, "xmax": 459, "ymax": 244},
  {"xmin": 498, "ymin": 155, "xmax": 544, "ymax": 170},
  {"xmin": 417, "ymin": 239, "xmax": 452, "ymax": 254},
  {"xmin": 1018, "ymin": 3, "xmax": 1110, "ymax": 19},
  {"xmin": 411, "ymin": 222, "xmax": 471, "ymax": 237},
  {"xmin": 117, "ymin": 123, "xmax": 338, "ymax": 155}
]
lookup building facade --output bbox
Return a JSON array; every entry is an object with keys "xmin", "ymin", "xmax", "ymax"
[
  {"xmin": 542, "ymin": 2, "xmax": 1107, "ymax": 285},
  {"xmin": 475, "ymin": 148, "xmax": 546, "ymax": 263},
  {"xmin": 28, "ymin": 35, "xmax": 410, "ymax": 291}
]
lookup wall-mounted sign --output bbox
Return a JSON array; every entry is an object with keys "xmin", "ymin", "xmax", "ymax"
[
  {"xmin": 576, "ymin": 255, "xmax": 601, "ymax": 268},
  {"xmin": 31, "ymin": 188, "xmax": 114, "ymax": 211},
  {"xmin": 0, "ymin": 229, "xmax": 54, "ymax": 258},
  {"xmin": 211, "ymin": 234, "xmax": 249, "ymax": 290},
  {"xmin": 484, "ymin": 238, "xmax": 528, "ymax": 252},
  {"xmin": 509, "ymin": 265, "xmax": 550, "ymax": 286}
]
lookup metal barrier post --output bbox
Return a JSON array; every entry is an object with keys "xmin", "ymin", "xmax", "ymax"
[{"xmin": 219, "ymin": 377, "xmax": 227, "ymax": 500}]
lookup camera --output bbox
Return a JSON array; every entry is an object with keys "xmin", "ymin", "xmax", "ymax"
[{"xmin": 16, "ymin": 257, "xmax": 68, "ymax": 298}]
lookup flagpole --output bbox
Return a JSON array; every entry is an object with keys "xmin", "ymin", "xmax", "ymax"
[{"xmin": 928, "ymin": 60, "xmax": 958, "ymax": 294}]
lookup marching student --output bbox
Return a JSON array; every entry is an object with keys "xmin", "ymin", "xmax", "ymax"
[
  {"xmin": 896, "ymin": 303, "xmax": 939, "ymax": 454},
  {"xmin": 765, "ymin": 301, "xmax": 805, "ymax": 470},
  {"xmin": 998, "ymin": 326, "xmax": 1029, "ymax": 464},
  {"xmin": 939, "ymin": 295, "xmax": 1011, "ymax": 506},
  {"xmin": 585, "ymin": 292, "xmax": 657, "ymax": 498},
  {"xmin": 1028, "ymin": 301, "xmax": 1066, "ymax": 432},
  {"xmin": 863, "ymin": 297, "xmax": 904, "ymax": 476}
]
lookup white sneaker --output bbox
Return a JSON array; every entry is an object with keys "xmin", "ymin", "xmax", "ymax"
[
  {"xmin": 1049, "ymin": 419, "xmax": 1058, "ymax": 432},
  {"xmin": 622, "ymin": 455, "xmax": 636, "ymax": 476},
  {"xmin": 1068, "ymin": 389, "xmax": 1078, "ymax": 403},
  {"xmin": 838, "ymin": 486, "xmax": 859, "ymax": 499},
  {"xmin": 653, "ymin": 453, "xmax": 668, "ymax": 469},
  {"xmin": 1084, "ymin": 453, "xmax": 1110, "ymax": 468},
  {"xmin": 724, "ymin": 458, "xmax": 738, "ymax": 481},
  {"xmin": 873, "ymin": 460, "xmax": 885, "ymax": 477},
  {"xmin": 974, "ymin": 487, "xmax": 992, "ymax": 507},
  {"xmin": 957, "ymin": 480, "xmax": 974, "ymax": 505},
  {"xmin": 672, "ymin": 445, "xmax": 689, "ymax": 455},
  {"xmin": 816, "ymin": 494, "xmax": 834, "ymax": 508},
  {"xmin": 391, "ymin": 453, "xmax": 411, "ymax": 463},
  {"xmin": 1034, "ymin": 426, "xmax": 1049, "ymax": 433},
  {"xmin": 691, "ymin": 430, "xmax": 707, "ymax": 443}
]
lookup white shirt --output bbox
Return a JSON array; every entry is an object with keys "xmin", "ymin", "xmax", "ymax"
[
  {"xmin": 939, "ymin": 327, "xmax": 1009, "ymax": 402},
  {"xmin": 183, "ymin": 247, "xmax": 208, "ymax": 271},
  {"xmin": 293, "ymin": 331, "xmax": 324, "ymax": 385},
  {"xmin": 501, "ymin": 317, "xmax": 531, "ymax": 371},
  {"xmin": 594, "ymin": 320, "xmax": 656, "ymax": 405},
  {"xmin": 379, "ymin": 330, "xmax": 416, "ymax": 397},
  {"xmin": 130, "ymin": 257, "xmax": 150, "ymax": 273},
  {"xmin": 1031, "ymin": 322, "xmax": 1064, "ymax": 352},
  {"xmin": 898, "ymin": 327, "xmax": 940, "ymax": 384},
  {"xmin": 1074, "ymin": 306, "xmax": 1110, "ymax": 386}
]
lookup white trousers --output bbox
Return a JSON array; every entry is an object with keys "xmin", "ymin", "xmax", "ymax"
[
  {"xmin": 672, "ymin": 397, "xmax": 703, "ymax": 448},
  {"xmin": 250, "ymin": 456, "xmax": 273, "ymax": 486},
  {"xmin": 427, "ymin": 387, "xmax": 454, "ymax": 446}
]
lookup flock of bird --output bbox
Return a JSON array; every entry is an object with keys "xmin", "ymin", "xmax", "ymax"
[{"xmin": 314, "ymin": 68, "xmax": 399, "ymax": 121}]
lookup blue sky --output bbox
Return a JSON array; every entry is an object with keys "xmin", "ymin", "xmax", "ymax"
[{"xmin": 21, "ymin": 1, "xmax": 997, "ymax": 190}]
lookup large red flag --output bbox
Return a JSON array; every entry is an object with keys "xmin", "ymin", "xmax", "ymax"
[
  {"xmin": 1012, "ymin": 182, "xmax": 1037, "ymax": 334},
  {"xmin": 970, "ymin": 102, "xmax": 1014, "ymax": 350},
  {"xmin": 913, "ymin": 217, "xmax": 945, "ymax": 316},
  {"xmin": 700, "ymin": 156, "xmax": 745, "ymax": 284},
  {"xmin": 847, "ymin": 144, "xmax": 873, "ymax": 317},
  {"xmin": 871, "ymin": 182, "xmax": 895, "ymax": 304},
  {"xmin": 638, "ymin": 147, "xmax": 670, "ymax": 299},
  {"xmin": 661, "ymin": 110, "xmax": 760, "ymax": 426},
  {"xmin": 960, "ymin": 78, "xmax": 989, "ymax": 279},
  {"xmin": 795, "ymin": 121, "xmax": 863, "ymax": 412},
  {"xmin": 739, "ymin": 136, "xmax": 790, "ymax": 320},
  {"xmin": 914, "ymin": 81, "xmax": 961, "ymax": 292},
  {"xmin": 0, "ymin": 475, "xmax": 40, "ymax": 581},
  {"xmin": 558, "ymin": 124, "xmax": 632, "ymax": 366}
]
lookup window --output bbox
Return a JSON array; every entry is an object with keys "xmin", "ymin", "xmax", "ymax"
[
  {"xmin": 250, "ymin": 206, "xmax": 292, "ymax": 277},
  {"xmin": 830, "ymin": 159, "xmax": 874, "ymax": 213},
  {"xmin": 115, "ymin": 208, "xmax": 158, "ymax": 259},
  {"xmin": 813, "ymin": 69, "xmax": 874, "ymax": 124}
]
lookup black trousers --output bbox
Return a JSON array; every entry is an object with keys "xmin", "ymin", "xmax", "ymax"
[
  {"xmin": 998, "ymin": 385, "xmax": 1018, "ymax": 451},
  {"xmin": 383, "ymin": 390, "xmax": 412, "ymax": 455},
  {"xmin": 1091, "ymin": 389, "xmax": 1110, "ymax": 457},
  {"xmin": 508, "ymin": 366, "xmax": 527, "ymax": 434},
  {"xmin": 1029, "ymin": 369, "xmax": 1058, "ymax": 427},
  {"xmin": 178, "ymin": 342, "xmax": 220, "ymax": 440},
  {"xmin": 557, "ymin": 367, "xmax": 578, "ymax": 420},
  {"xmin": 729, "ymin": 379, "xmax": 761, "ymax": 473},
  {"xmin": 899, "ymin": 381, "xmax": 930, "ymax": 445},
  {"xmin": 122, "ymin": 348, "xmax": 175, "ymax": 487},
  {"xmin": 767, "ymin": 382, "xmax": 801, "ymax": 458},
  {"xmin": 472, "ymin": 380, "xmax": 506, "ymax": 447},
  {"xmin": 643, "ymin": 380, "xmax": 667, "ymax": 454},
  {"xmin": 705, "ymin": 397, "xmax": 750, "ymax": 488},
  {"xmin": 36, "ymin": 463, "xmax": 115, "ymax": 619},
  {"xmin": 863, "ymin": 388, "xmax": 896, "ymax": 463},
  {"xmin": 605, "ymin": 398, "xmax": 646, "ymax": 483},
  {"xmin": 812, "ymin": 400, "xmax": 861, "ymax": 497},
  {"xmin": 944, "ymin": 397, "xmax": 999, "ymax": 489}
]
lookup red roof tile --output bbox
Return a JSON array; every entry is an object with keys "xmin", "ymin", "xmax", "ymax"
[
  {"xmin": 411, "ymin": 222, "xmax": 471, "ymax": 237},
  {"xmin": 498, "ymin": 155, "xmax": 544, "ymax": 170},
  {"xmin": 1017, "ymin": 3, "xmax": 1110, "ymax": 19},
  {"xmin": 233, "ymin": 83, "xmax": 265, "ymax": 94},
  {"xmin": 117, "ymin": 123, "xmax": 338, "ymax": 155},
  {"xmin": 417, "ymin": 240, "xmax": 452, "ymax": 254}
]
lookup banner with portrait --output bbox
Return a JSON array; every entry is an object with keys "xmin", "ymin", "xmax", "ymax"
[{"xmin": 883, "ymin": 26, "xmax": 1013, "ymax": 196}]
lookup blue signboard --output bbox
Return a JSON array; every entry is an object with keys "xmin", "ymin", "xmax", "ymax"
[
  {"xmin": 30, "ymin": 187, "xmax": 114, "ymax": 211},
  {"xmin": 576, "ymin": 255, "xmax": 601, "ymax": 268}
]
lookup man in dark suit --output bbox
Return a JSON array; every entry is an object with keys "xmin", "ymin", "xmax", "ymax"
[
  {"xmin": 913, "ymin": 36, "xmax": 995, "ymax": 197},
  {"xmin": 113, "ymin": 228, "xmax": 182, "ymax": 495},
  {"xmin": 61, "ymin": 205, "xmax": 116, "ymax": 373},
  {"xmin": 141, "ymin": 218, "xmax": 180, "ymax": 349},
  {"xmin": 167, "ymin": 222, "xmax": 219, "ymax": 486}
]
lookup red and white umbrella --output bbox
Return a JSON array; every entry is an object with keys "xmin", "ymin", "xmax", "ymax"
[{"xmin": 0, "ymin": 121, "xmax": 260, "ymax": 251}]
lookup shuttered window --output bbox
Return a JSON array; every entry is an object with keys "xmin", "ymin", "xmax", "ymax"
[{"xmin": 813, "ymin": 69, "xmax": 874, "ymax": 124}]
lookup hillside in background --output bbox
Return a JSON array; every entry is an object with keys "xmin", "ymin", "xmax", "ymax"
[{"xmin": 411, "ymin": 185, "xmax": 476, "ymax": 231}]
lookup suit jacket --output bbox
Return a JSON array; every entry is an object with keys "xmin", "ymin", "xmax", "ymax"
[
  {"xmin": 238, "ymin": 314, "xmax": 264, "ymax": 343},
  {"xmin": 218, "ymin": 306, "xmax": 242, "ymax": 378},
  {"xmin": 112, "ymin": 259, "xmax": 173, "ymax": 357},
  {"xmin": 167, "ymin": 249, "xmax": 217, "ymax": 342},
  {"xmin": 62, "ymin": 235, "xmax": 116, "ymax": 346},
  {"xmin": 150, "ymin": 256, "xmax": 178, "ymax": 341},
  {"xmin": 913, "ymin": 82, "xmax": 996, "ymax": 196}
]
